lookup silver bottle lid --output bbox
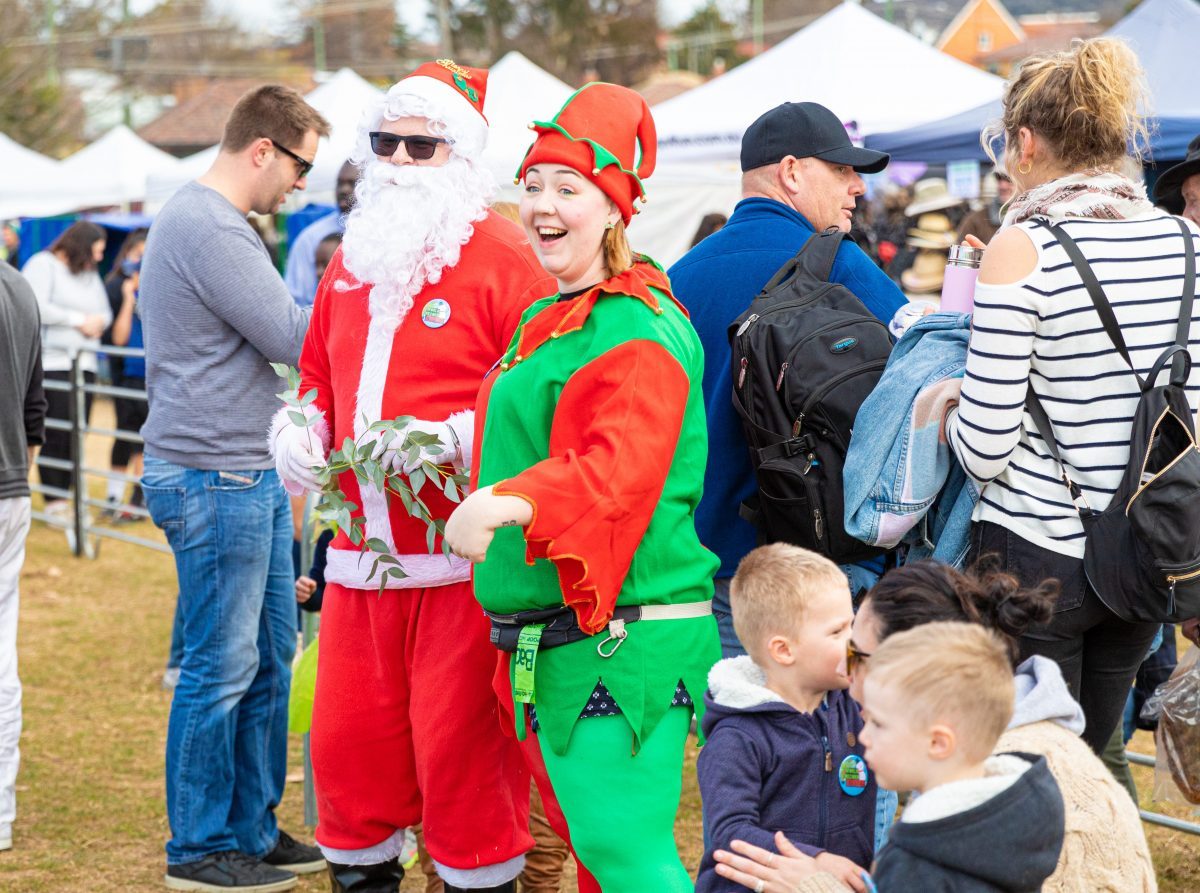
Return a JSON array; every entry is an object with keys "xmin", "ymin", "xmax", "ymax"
[{"xmin": 947, "ymin": 244, "xmax": 984, "ymax": 267}]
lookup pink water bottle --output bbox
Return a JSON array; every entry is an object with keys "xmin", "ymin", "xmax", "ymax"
[{"xmin": 940, "ymin": 244, "xmax": 983, "ymax": 313}]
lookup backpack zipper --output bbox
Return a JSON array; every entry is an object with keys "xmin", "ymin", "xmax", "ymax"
[
  {"xmin": 775, "ymin": 362, "xmax": 789, "ymax": 391},
  {"xmin": 1168, "ymin": 566, "xmax": 1200, "ymax": 614},
  {"xmin": 737, "ymin": 356, "xmax": 748, "ymax": 389},
  {"xmin": 734, "ymin": 313, "xmax": 759, "ymax": 337}
]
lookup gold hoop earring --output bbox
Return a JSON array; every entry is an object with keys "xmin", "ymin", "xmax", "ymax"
[{"xmin": 1018, "ymin": 161, "xmax": 1032, "ymax": 175}]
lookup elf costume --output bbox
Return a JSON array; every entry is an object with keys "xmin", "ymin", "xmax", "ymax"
[
  {"xmin": 471, "ymin": 83, "xmax": 722, "ymax": 892},
  {"xmin": 272, "ymin": 61, "xmax": 556, "ymax": 893}
]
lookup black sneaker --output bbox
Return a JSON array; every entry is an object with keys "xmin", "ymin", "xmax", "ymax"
[
  {"xmin": 164, "ymin": 851, "xmax": 296, "ymax": 891},
  {"xmin": 262, "ymin": 830, "xmax": 325, "ymax": 875}
]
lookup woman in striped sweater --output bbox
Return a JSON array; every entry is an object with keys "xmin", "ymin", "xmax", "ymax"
[{"xmin": 946, "ymin": 37, "xmax": 1200, "ymax": 755}]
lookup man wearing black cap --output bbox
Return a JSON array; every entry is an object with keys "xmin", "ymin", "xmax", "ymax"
[
  {"xmin": 668, "ymin": 101, "xmax": 906, "ymax": 659},
  {"xmin": 1154, "ymin": 134, "xmax": 1200, "ymax": 227}
]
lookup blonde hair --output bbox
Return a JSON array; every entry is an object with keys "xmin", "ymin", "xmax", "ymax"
[
  {"xmin": 869, "ymin": 622, "xmax": 1015, "ymax": 762},
  {"xmin": 603, "ymin": 220, "xmax": 633, "ymax": 278},
  {"xmin": 982, "ymin": 37, "xmax": 1151, "ymax": 171},
  {"xmin": 730, "ymin": 544, "xmax": 848, "ymax": 656},
  {"xmin": 490, "ymin": 201, "xmax": 520, "ymax": 224}
]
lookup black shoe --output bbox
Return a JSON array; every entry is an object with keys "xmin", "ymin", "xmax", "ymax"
[
  {"xmin": 164, "ymin": 851, "xmax": 297, "ymax": 891},
  {"xmin": 442, "ymin": 882, "xmax": 515, "ymax": 893},
  {"xmin": 327, "ymin": 857, "xmax": 405, "ymax": 893},
  {"xmin": 262, "ymin": 829, "xmax": 325, "ymax": 874}
]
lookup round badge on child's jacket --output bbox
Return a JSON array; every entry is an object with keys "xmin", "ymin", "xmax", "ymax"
[
  {"xmin": 838, "ymin": 754, "xmax": 869, "ymax": 796},
  {"xmin": 421, "ymin": 298, "xmax": 451, "ymax": 329}
]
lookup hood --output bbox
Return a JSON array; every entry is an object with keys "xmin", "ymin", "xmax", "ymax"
[
  {"xmin": 884, "ymin": 753, "xmax": 1064, "ymax": 892},
  {"xmin": 1009, "ymin": 655, "xmax": 1086, "ymax": 736},
  {"xmin": 701, "ymin": 656, "xmax": 799, "ymax": 736}
]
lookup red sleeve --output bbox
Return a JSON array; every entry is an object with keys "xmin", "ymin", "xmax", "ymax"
[
  {"xmin": 493, "ymin": 338, "xmax": 690, "ymax": 634},
  {"xmin": 297, "ymin": 250, "xmax": 337, "ymax": 439}
]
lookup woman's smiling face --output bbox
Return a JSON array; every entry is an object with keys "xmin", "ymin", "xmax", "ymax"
[{"xmin": 520, "ymin": 164, "xmax": 618, "ymax": 293}]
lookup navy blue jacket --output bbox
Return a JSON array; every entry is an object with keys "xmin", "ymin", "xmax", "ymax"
[
  {"xmin": 695, "ymin": 657, "xmax": 877, "ymax": 893},
  {"xmin": 668, "ymin": 198, "xmax": 907, "ymax": 577}
]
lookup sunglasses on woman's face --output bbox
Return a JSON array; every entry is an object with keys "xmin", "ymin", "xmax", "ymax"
[
  {"xmin": 369, "ymin": 132, "xmax": 449, "ymax": 161},
  {"xmin": 846, "ymin": 640, "xmax": 872, "ymax": 676}
]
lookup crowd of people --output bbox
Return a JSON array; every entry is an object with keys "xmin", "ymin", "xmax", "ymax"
[{"xmin": 2, "ymin": 32, "xmax": 1200, "ymax": 893}]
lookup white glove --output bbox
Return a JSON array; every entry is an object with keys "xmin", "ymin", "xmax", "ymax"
[
  {"xmin": 273, "ymin": 422, "xmax": 328, "ymax": 496},
  {"xmin": 369, "ymin": 419, "xmax": 461, "ymax": 475}
]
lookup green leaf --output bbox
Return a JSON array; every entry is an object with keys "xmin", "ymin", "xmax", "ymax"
[
  {"xmin": 342, "ymin": 436, "xmax": 357, "ymax": 456},
  {"xmin": 366, "ymin": 537, "xmax": 389, "ymax": 553},
  {"xmin": 287, "ymin": 410, "xmax": 309, "ymax": 427},
  {"xmin": 299, "ymin": 388, "xmax": 318, "ymax": 407},
  {"xmin": 287, "ymin": 368, "xmax": 300, "ymax": 391},
  {"xmin": 377, "ymin": 553, "xmax": 399, "ymax": 566},
  {"xmin": 270, "ymin": 362, "xmax": 291, "ymax": 379},
  {"xmin": 410, "ymin": 467, "xmax": 426, "ymax": 496},
  {"xmin": 443, "ymin": 476, "xmax": 461, "ymax": 503},
  {"xmin": 393, "ymin": 415, "xmax": 415, "ymax": 427},
  {"xmin": 387, "ymin": 566, "xmax": 408, "ymax": 579},
  {"xmin": 425, "ymin": 522, "xmax": 437, "ymax": 555}
]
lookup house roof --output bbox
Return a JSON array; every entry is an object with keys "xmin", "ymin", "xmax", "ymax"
[
  {"xmin": 936, "ymin": 0, "xmax": 1025, "ymax": 51},
  {"xmin": 634, "ymin": 69, "xmax": 705, "ymax": 107},
  {"xmin": 978, "ymin": 14, "xmax": 1105, "ymax": 65},
  {"xmin": 138, "ymin": 76, "xmax": 314, "ymax": 151}
]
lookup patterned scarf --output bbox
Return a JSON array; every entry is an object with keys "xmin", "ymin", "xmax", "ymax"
[{"xmin": 1001, "ymin": 169, "xmax": 1155, "ymax": 228}]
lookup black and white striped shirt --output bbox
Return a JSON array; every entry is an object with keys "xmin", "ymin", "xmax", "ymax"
[{"xmin": 947, "ymin": 212, "xmax": 1200, "ymax": 558}]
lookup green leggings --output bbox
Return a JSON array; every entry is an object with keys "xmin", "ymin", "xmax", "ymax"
[{"xmin": 538, "ymin": 709, "xmax": 693, "ymax": 892}]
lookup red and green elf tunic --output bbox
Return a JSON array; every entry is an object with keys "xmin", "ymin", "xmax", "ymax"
[{"xmin": 473, "ymin": 260, "xmax": 721, "ymax": 756}]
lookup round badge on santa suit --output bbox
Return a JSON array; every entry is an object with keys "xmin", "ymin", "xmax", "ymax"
[
  {"xmin": 421, "ymin": 298, "xmax": 451, "ymax": 329},
  {"xmin": 838, "ymin": 754, "xmax": 869, "ymax": 796}
]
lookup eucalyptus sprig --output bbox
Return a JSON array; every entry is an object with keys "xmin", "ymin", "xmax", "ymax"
[{"xmin": 272, "ymin": 363, "xmax": 469, "ymax": 594}]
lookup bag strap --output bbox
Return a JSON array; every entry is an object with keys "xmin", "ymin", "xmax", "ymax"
[
  {"xmin": 1024, "ymin": 385, "xmax": 1088, "ymax": 514},
  {"xmin": 757, "ymin": 227, "xmax": 845, "ymax": 296},
  {"xmin": 1034, "ymin": 218, "xmax": 1145, "ymax": 389},
  {"xmin": 1168, "ymin": 217, "xmax": 1197, "ymax": 386}
]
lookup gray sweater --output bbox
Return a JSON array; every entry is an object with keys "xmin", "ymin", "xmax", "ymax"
[
  {"xmin": 139, "ymin": 182, "xmax": 310, "ymax": 470},
  {"xmin": 0, "ymin": 264, "xmax": 47, "ymax": 500}
]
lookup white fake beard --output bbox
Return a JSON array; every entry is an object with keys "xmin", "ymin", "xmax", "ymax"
[{"xmin": 337, "ymin": 156, "xmax": 495, "ymax": 327}]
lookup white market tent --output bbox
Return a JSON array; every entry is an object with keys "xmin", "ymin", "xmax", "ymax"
[
  {"xmin": 652, "ymin": 2, "xmax": 1006, "ymax": 163},
  {"xmin": 0, "ymin": 135, "xmax": 95, "ymax": 220},
  {"xmin": 58, "ymin": 125, "xmax": 181, "ymax": 209},
  {"xmin": 482, "ymin": 51, "xmax": 574, "ymax": 185}
]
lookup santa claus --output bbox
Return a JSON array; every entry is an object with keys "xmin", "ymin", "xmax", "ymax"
[{"xmin": 271, "ymin": 60, "xmax": 555, "ymax": 893}]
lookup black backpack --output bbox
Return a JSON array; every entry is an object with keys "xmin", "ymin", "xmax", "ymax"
[
  {"xmin": 1027, "ymin": 217, "xmax": 1200, "ymax": 623},
  {"xmin": 729, "ymin": 228, "xmax": 891, "ymax": 564}
]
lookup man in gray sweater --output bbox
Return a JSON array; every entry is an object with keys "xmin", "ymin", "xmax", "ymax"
[
  {"xmin": 0, "ymin": 263, "xmax": 47, "ymax": 854},
  {"xmin": 139, "ymin": 84, "xmax": 330, "ymax": 893}
]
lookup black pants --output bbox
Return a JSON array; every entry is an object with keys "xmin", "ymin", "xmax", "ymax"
[
  {"xmin": 39, "ymin": 369, "xmax": 95, "ymax": 495},
  {"xmin": 969, "ymin": 520, "xmax": 1160, "ymax": 755}
]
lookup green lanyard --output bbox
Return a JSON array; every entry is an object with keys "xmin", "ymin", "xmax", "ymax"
[{"xmin": 511, "ymin": 623, "xmax": 545, "ymax": 740}]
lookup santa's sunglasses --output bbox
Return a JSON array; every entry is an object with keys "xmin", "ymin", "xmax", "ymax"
[{"xmin": 369, "ymin": 132, "xmax": 449, "ymax": 161}]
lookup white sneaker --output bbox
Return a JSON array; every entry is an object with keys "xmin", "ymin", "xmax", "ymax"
[{"xmin": 399, "ymin": 827, "xmax": 418, "ymax": 870}]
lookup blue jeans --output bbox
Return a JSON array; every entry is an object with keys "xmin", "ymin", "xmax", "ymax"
[{"xmin": 142, "ymin": 457, "xmax": 296, "ymax": 865}]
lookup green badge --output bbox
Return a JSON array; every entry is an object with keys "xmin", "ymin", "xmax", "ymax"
[{"xmin": 512, "ymin": 624, "xmax": 544, "ymax": 706}]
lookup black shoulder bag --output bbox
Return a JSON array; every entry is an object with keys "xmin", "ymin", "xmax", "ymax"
[{"xmin": 1026, "ymin": 217, "xmax": 1200, "ymax": 622}]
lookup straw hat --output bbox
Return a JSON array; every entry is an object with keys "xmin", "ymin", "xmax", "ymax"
[
  {"xmin": 907, "ymin": 212, "xmax": 956, "ymax": 250},
  {"xmin": 901, "ymin": 249, "xmax": 947, "ymax": 294},
  {"xmin": 905, "ymin": 178, "xmax": 965, "ymax": 216}
]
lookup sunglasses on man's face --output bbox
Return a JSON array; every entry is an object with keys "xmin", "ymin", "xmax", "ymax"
[
  {"xmin": 846, "ymin": 640, "xmax": 872, "ymax": 676},
  {"xmin": 369, "ymin": 131, "xmax": 449, "ymax": 161},
  {"xmin": 269, "ymin": 138, "xmax": 314, "ymax": 180}
]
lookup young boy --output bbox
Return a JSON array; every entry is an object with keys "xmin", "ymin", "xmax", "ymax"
[
  {"xmin": 858, "ymin": 622, "xmax": 1064, "ymax": 892},
  {"xmin": 696, "ymin": 544, "xmax": 877, "ymax": 893}
]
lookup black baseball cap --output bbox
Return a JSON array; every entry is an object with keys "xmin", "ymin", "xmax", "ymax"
[{"xmin": 740, "ymin": 102, "xmax": 890, "ymax": 174}]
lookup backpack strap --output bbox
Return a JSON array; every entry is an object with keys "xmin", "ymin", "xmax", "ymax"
[
  {"xmin": 757, "ymin": 227, "xmax": 845, "ymax": 296},
  {"xmin": 1024, "ymin": 385, "xmax": 1090, "ymax": 515},
  {"xmin": 1034, "ymin": 218, "xmax": 1145, "ymax": 390},
  {"xmin": 1168, "ymin": 217, "xmax": 1197, "ymax": 386}
]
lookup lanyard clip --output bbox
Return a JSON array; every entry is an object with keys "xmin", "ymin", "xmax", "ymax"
[{"xmin": 596, "ymin": 618, "xmax": 628, "ymax": 658}]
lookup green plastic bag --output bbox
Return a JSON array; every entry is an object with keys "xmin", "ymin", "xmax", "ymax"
[{"xmin": 289, "ymin": 636, "xmax": 319, "ymax": 735}]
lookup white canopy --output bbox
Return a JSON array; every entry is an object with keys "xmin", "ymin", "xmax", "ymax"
[
  {"xmin": 145, "ymin": 67, "xmax": 385, "ymax": 208},
  {"xmin": 0, "ymin": 135, "xmax": 92, "ymax": 220},
  {"xmin": 58, "ymin": 125, "xmax": 181, "ymax": 209},
  {"xmin": 653, "ymin": 2, "xmax": 1005, "ymax": 162},
  {"xmin": 481, "ymin": 51, "xmax": 575, "ymax": 184}
]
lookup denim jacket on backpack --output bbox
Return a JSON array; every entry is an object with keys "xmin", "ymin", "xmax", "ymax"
[{"xmin": 843, "ymin": 312, "xmax": 979, "ymax": 567}]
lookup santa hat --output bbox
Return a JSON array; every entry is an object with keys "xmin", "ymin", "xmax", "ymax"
[
  {"xmin": 380, "ymin": 59, "xmax": 489, "ymax": 159},
  {"xmin": 517, "ymin": 83, "xmax": 657, "ymax": 225}
]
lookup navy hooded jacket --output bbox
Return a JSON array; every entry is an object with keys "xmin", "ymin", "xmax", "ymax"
[{"xmin": 696, "ymin": 656, "xmax": 877, "ymax": 893}]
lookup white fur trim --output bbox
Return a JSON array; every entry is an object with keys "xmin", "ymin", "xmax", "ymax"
[
  {"xmin": 319, "ymin": 828, "xmax": 408, "ymax": 866},
  {"xmin": 389, "ymin": 75, "xmax": 488, "ymax": 159},
  {"xmin": 267, "ymin": 404, "xmax": 330, "ymax": 457},
  {"xmin": 901, "ymin": 754, "xmax": 1031, "ymax": 824},
  {"xmin": 324, "ymin": 546, "xmax": 470, "ymax": 589},
  {"xmin": 434, "ymin": 854, "xmax": 525, "ymax": 887},
  {"xmin": 354, "ymin": 318, "xmax": 399, "ymax": 550},
  {"xmin": 445, "ymin": 409, "xmax": 474, "ymax": 473},
  {"xmin": 707, "ymin": 656, "xmax": 788, "ymax": 710}
]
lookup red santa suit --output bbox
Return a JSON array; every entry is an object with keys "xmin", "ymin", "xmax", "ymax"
[{"xmin": 271, "ymin": 61, "xmax": 557, "ymax": 888}]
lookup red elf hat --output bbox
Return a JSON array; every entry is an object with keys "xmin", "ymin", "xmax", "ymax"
[{"xmin": 517, "ymin": 82, "xmax": 657, "ymax": 225}]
